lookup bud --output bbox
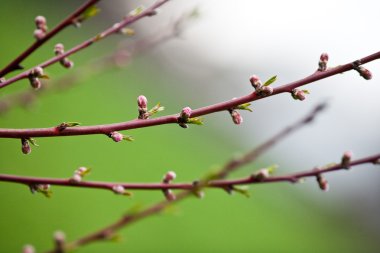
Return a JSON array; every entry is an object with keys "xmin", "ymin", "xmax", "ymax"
[
  {"xmin": 137, "ymin": 95, "xmax": 148, "ymax": 109},
  {"xmin": 21, "ymin": 139, "xmax": 31, "ymax": 155},
  {"xmin": 341, "ymin": 151, "xmax": 352, "ymax": 169},
  {"xmin": 69, "ymin": 173, "xmax": 82, "ymax": 183},
  {"xmin": 34, "ymin": 29, "xmax": 45, "ymax": 40},
  {"xmin": 112, "ymin": 185, "xmax": 126, "ymax": 195},
  {"xmin": 75, "ymin": 166, "xmax": 89, "ymax": 175},
  {"xmin": 291, "ymin": 89, "xmax": 306, "ymax": 101},
  {"xmin": 61, "ymin": 59, "xmax": 74, "ymax": 69},
  {"xmin": 31, "ymin": 66, "xmax": 44, "ymax": 77},
  {"xmin": 229, "ymin": 110, "xmax": 243, "ymax": 125},
  {"xmin": 356, "ymin": 66, "xmax": 372, "ymax": 80},
  {"xmin": 54, "ymin": 43, "xmax": 65, "ymax": 55},
  {"xmin": 110, "ymin": 131, "xmax": 124, "ymax": 142},
  {"xmin": 249, "ymin": 75, "xmax": 262, "ymax": 90},
  {"xmin": 35, "ymin": 15, "xmax": 47, "ymax": 32},
  {"xmin": 260, "ymin": 86, "xmax": 274, "ymax": 96},
  {"xmin": 163, "ymin": 189, "xmax": 176, "ymax": 201},
  {"xmin": 318, "ymin": 53, "xmax": 329, "ymax": 71},
  {"xmin": 252, "ymin": 168, "xmax": 270, "ymax": 181},
  {"xmin": 54, "ymin": 230, "xmax": 66, "ymax": 250},
  {"xmin": 163, "ymin": 171, "xmax": 176, "ymax": 183},
  {"xmin": 180, "ymin": 107, "xmax": 192, "ymax": 120},
  {"xmin": 28, "ymin": 77, "xmax": 42, "ymax": 90},
  {"xmin": 23, "ymin": 245, "xmax": 35, "ymax": 253},
  {"xmin": 316, "ymin": 174, "xmax": 329, "ymax": 192}
]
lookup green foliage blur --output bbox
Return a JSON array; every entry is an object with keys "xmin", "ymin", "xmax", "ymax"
[{"xmin": 0, "ymin": 1, "xmax": 378, "ymax": 252}]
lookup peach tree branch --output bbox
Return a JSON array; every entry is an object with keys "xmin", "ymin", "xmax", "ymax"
[{"xmin": 0, "ymin": 0, "xmax": 101, "ymax": 78}]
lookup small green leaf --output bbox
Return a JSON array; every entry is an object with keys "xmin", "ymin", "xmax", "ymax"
[
  {"xmin": 81, "ymin": 6, "xmax": 100, "ymax": 21},
  {"xmin": 263, "ymin": 75, "xmax": 277, "ymax": 86},
  {"xmin": 148, "ymin": 103, "xmax": 165, "ymax": 116},
  {"xmin": 108, "ymin": 234, "xmax": 122, "ymax": 243},
  {"xmin": 187, "ymin": 117, "xmax": 204, "ymax": 125},
  {"xmin": 39, "ymin": 74, "xmax": 50, "ymax": 80},
  {"xmin": 235, "ymin": 103, "xmax": 253, "ymax": 112},
  {"xmin": 267, "ymin": 164, "xmax": 278, "ymax": 174},
  {"xmin": 129, "ymin": 5, "xmax": 145, "ymax": 16},
  {"xmin": 302, "ymin": 89, "xmax": 310, "ymax": 94},
  {"xmin": 27, "ymin": 138, "xmax": 39, "ymax": 146},
  {"xmin": 123, "ymin": 136, "xmax": 134, "ymax": 142},
  {"xmin": 231, "ymin": 186, "xmax": 250, "ymax": 198}
]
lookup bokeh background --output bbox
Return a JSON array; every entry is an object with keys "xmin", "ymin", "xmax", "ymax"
[{"xmin": 0, "ymin": 0, "xmax": 379, "ymax": 252}]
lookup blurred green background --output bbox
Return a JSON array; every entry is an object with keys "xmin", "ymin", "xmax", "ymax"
[{"xmin": 0, "ymin": 1, "xmax": 379, "ymax": 252}]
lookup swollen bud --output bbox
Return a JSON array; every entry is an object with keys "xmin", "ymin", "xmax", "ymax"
[
  {"xmin": 54, "ymin": 43, "xmax": 74, "ymax": 69},
  {"xmin": 34, "ymin": 29, "xmax": 45, "ymax": 40},
  {"xmin": 229, "ymin": 110, "xmax": 243, "ymax": 125},
  {"xmin": 291, "ymin": 89, "xmax": 307, "ymax": 101},
  {"xmin": 260, "ymin": 86, "xmax": 274, "ymax": 96},
  {"xmin": 21, "ymin": 139, "xmax": 31, "ymax": 155},
  {"xmin": 163, "ymin": 171, "xmax": 176, "ymax": 183},
  {"xmin": 23, "ymin": 245, "xmax": 35, "ymax": 253},
  {"xmin": 318, "ymin": 53, "xmax": 329, "ymax": 71},
  {"xmin": 35, "ymin": 15, "xmax": 47, "ymax": 32},
  {"xmin": 54, "ymin": 230, "xmax": 66, "ymax": 251},
  {"xmin": 316, "ymin": 174, "xmax": 329, "ymax": 192},
  {"xmin": 178, "ymin": 107, "xmax": 192, "ymax": 128},
  {"xmin": 249, "ymin": 75, "xmax": 262, "ymax": 90},
  {"xmin": 341, "ymin": 151, "xmax": 353, "ymax": 169},
  {"xmin": 163, "ymin": 189, "xmax": 176, "ymax": 201},
  {"xmin": 137, "ymin": 95, "xmax": 148, "ymax": 109},
  {"xmin": 356, "ymin": 66, "xmax": 372, "ymax": 80},
  {"xmin": 110, "ymin": 131, "xmax": 124, "ymax": 142},
  {"xmin": 252, "ymin": 168, "xmax": 270, "ymax": 181}
]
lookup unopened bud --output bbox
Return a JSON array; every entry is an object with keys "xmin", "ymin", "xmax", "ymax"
[
  {"xmin": 70, "ymin": 174, "xmax": 82, "ymax": 183},
  {"xmin": 54, "ymin": 230, "xmax": 66, "ymax": 250},
  {"xmin": 34, "ymin": 29, "xmax": 45, "ymax": 40},
  {"xmin": 252, "ymin": 168, "xmax": 270, "ymax": 181},
  {"xmin": 356, "ymin": 66, "xmax": 372, "ymax": 80},
  {"xmin": 31, "ymin": 66, "xmax": 44, "ymax": 77},
  {"xmin": 316, "ymin": 174, "xmax": 329, "ymax": 192},
  {"xmin": 110, "ymin": 131, "xmax": 123, "ymax": 142},
  {"xmin": 260, "ymin": 86, "xmax": 274, "ymax": 96},
  {"xmin": 23, "ymin": 244, "xmax": 35, "ymax": 253},
  {"xmin": 35, "ymin": 15, "xmax": 47, "ymax": 31},
  {"xmin": 229, "ymin": 110, "xmax": 243, "ymax": 125},
  {"xmin": 75, "ymin": 166, "xmax": 88, "ymax": 175},
  {"xmin": 163, "ymin": 189, "xmax": 176, "ymax": 201},
  {"xmin": 61, "ymin": 59, "xmax": 74, "ymax": 69},
  {"xmin": 21, "ymin": 139, "xmax": 31, "ymax": 155},
  {"xmin": 163, "ymin": 171, "xmax": 176, "ymax": 183},
  {"xmin": 341, "ymin": 151, "xmax": 353, "ymax": 169},
  {"xmin": 28, "ymin": 77, "xmax": 42, "ymax": 90},
  {"xmin": 292, "ymin": 89, "xmax": 306, "ymax": 101},
  {"xmin": 318, "ymin": 53, "xmax": 329, "ymax": 71},
  {"xmin": 112, "ymin": 185, "xmax": 126, "ymax": 195},
  {"xmin": 54, "ymin": 43, "xmax": 64, "ymax": 55},
  {"xmin": 249, "ymin": 75, "xmax": 262, "ymax": 90},
  {"xmin": 180, "ymin": 107, "xmax": 192, "ymax": 120},
  {"xmin": 137, "ymin": 95, "xmax": 148, "ymax": 109}
]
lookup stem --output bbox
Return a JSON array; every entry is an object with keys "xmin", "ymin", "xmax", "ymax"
[
  {"xmin": 0, "ymin": 0, "xmax": 170, "ymax": 89},
  {"xmin": 1, "ymin": 50, "xmax": 379, "ymax": 139},
  {"xmin": 0, "ymin": 0, "xmax": 101, "ymax": 77}
]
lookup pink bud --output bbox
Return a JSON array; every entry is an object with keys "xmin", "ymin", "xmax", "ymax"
[
  {"xmin": 54, "ymin": 231, "xmax": 66, "ymax": 244},
  {"xmin": 249, "ymin": 75, "xmax": 262, "ymax": 90},
  {"xmin": 163, "ymin": 189, "xmax": 176, "ymax": 201},
  {"xmin": 61, "ymin": 59, "xmax": 74, "ymax": 69},
  {"xmin": 341, "ymin": 151, "xmax": 353, "ymax": 169},
  {"xmin": 21, "ymin": 139, "xmax": 31, "ymax": 155},
  {"xmin": 112, "ymin": 185, "xmax": 126, "ymax": 194},
  {"xmin": 260, "ymin": 86, "xmax": 274, "ymax": 96},
  {"xmin": 29, "ymin": 77, "xmax": 42, "ymax": 90},
  {"xmin": 31, "ymin": 66, "xmax": 44, "ymax": 77},
  {"xmin": 320, "ymin": 53, "xmax": 329, "ymax": 62},
  {"xmin": 23, "ymin": 245, "xmax": 35, "ymax": 253},
  {"xmin": 230, "ymin": 110, "xmax": 243, "ymax": 125},
  {"xmin": 34, "ymin": 29, "xmax": 45, "ymax": 40},
  {"xmin": 180, "ymin": 107, "xmax": 192, "ymax": 120},
  {"xmin": 54, "ymin": 43, "xmax": 64, "ymax": 55},
  {"xmin": 317, "ymin": 174, "xmax": 329, "ymax": 192},
  {"xmin": 253, "ymin": 168, "xmax": 270, "ymax": 181},
  {"xmin": 35, "ymin": 16, "xmax": 46, "ymax": 27},
  {"xmin": 292, "ymin": 89, "xmax": 306, "ymax": 101},
  {"xmin": 357, "ymin": 66, "xmax": 372, "ymax": 80},
  {"xmin": 70, "ymin": 174, "xmax": 82, "ymax": 183},
  {"xmin": 75, "ymin": 166, "xmax": 88, "ymax": 175},
  {"xmin": 163, "ymin": 171, "xmax": 176, "ymax": 183},
  {"xmin": 110, "ymin": 131, "xmax": 124, "ymax": 142},
  {"xmin": 137, "ymin": 95, "xmax": 148, "ymax": 109}
]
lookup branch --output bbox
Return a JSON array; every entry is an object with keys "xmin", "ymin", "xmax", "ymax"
[
  {"xmin": 0, "ymin": 0, "xmax": 100, "ymax": 78},
  {"xmin": 0, "ymin": 0, "xmax": 170, "ymax": 89},
  {"xmin": 0, "ymin": 51, "xmax": 378, "ymax": 141}
]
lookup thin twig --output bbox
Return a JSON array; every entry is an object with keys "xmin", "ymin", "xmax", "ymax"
[{"xmin": 0, "ymin": 50, "xmax": 379, "ymax": 139}]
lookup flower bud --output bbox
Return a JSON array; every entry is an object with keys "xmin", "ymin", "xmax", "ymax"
[
  {"xmin": 61, "ymin": 59, "xmax": 74, "ymax": 69},
  {"xmin": 70, "ymin": 174, "xmax": 82, "ymax": 183},
  {"xmin": 31, "ymin": 66, "xmax": 44, "ymax": 77},
  {"xmin": 35, "ymin": 15, "xmax": 47, "ymax": 31},
  {"xmin": 163, "ymin": 189, "xmax": 176, "ymax": 201},
  {"xmin": 341, "ymin": 151, "xmax": 352, "ymax": 169},
  {"xmin": 356, "ymin": 66, "xmax": 372, "ymax": 80},
  {"xmin": 34, "ymin": 29, "xmax": 45, "ymax": 40},
  {"xmin": 112, "ymin": 185, "xmax": 126, "ymax": 195},
  {"xmin": 163, "ymin": 171, "xmax": 176, "ymax": 183},
  {"xmin": 252, "ymin": 168, "xmax": 270, "ymax": 181},
  {"xmin": 318, "ymin": 53, "xmax": 329, "ymax": 71},
  {"xmin": 229, "ymin": 110, "xmax": 243, "ymax": 125},
  {"xmin": 75, "ymin": 166, "xmax": 88, "ymax": 175},
  {"xmin": 110, "ymin": 131, "xmax": 124, "ymax": 142},
  {"xmin": 316, "ymin": 174, "xmax": 329, "ymax": 192},
  {"xmin": 28, "ymin": 77, "xmax": 42, "ymax": 90},
  {"xmin": 291, "ymin": 89, "xmax": 306, "ymax": 101},
  {"xmin": 54, "ymin": 230, "xmax": 65, "ymax": 250},
  {"xmin": 23, "ymin": 244, "xmax": 35, "ymax": 253},
  {"xmin": 54, "ymin": 43, "xmax": 64, "ymax": 55},
  {"xmin": 137, "ymin": 95, "xmax": 148, "ymax": 109},
  {"xmin": 21, "ymin": 139, "xmax": 31, "ymax": 155},
  {"xmin": 249, "ymin": 75, "xmax": 262, "ymax": 90},
  {"xmin": 180, "ymin": 107, "xmax": 192, "ymax": 120},
  {"xmin": 260, "ymin": 86, "xmax": 274, "ymax": 96}
]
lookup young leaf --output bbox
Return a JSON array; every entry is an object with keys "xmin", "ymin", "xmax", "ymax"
[
  {"xmin": 302, "ymin": 89, "xmax": 310, "ymax": 94},
  {"xmin": 236, "ymin": 103, "xmax": 253, "ymax": 112},
  {"xmin": 27, "ymin": 138, "xmax": 39, "ymax": 146},
  {"xmin": 123, "ymin": 136, "xmax": 134, "ymax": 142},
  {"xmin": 232, "ymin": 186, "xmax": 250, "ymax": 198},
  {"xmin": 80, "ymin": 6, "xmax": 100, "ymax": 21},
  {"xmin": 263, "ymin": 75, "xmax": 277, "ymax": 86},
  {"xmin": 187, "ymin": 117, "xmax": 204, "ymax": 125}
]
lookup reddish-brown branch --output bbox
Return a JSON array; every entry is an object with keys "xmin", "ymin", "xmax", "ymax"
[
  {"xmin": 0, "ymin": 0, "xmax": 100, "ymax": 78},
  {"xmin": 0, "ymin": 50, "xmax": 379, "ymax": 139},
  {"xmin": 0, "ymin": 0, "xmax": 170, "ymax": 89},
  {"xmin": 1, "ymin": 154, "xmax": 379, "ymax": 193}
]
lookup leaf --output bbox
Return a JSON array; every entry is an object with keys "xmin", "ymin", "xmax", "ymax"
[
  {"xmin": 232, "ymin": 186, "xmax": 250, "ymax": 198},
  {"xmin": 235, "ymin": 103, "xmax": 253, "ymax": 112},
  {"xmin": 263, "ymin": 75, "xmax": 277, "ymax": 86},
  {"xmin": 302, "ymin": 89, "xmax": 310, "ymax": 94},
  {"xmin": 129, "ymin": 5, "xmax": 145, "ymax": 16},
  {"xmin": 39, "ymin": 74, "xmax": 50, "ymax": 80},
  {"xmin": 148, "ymin": 103, "xmax": 165, "ymax": 116},
  {"xmin": 187, "ymin": 117, "xmax": 204, "ymax": 125},
  {"xmin": 81, "ymin": 6, "xmax": 100, "ymax": 21},
  {"xmin": 120, "ymin": 28, "xmax": 135, "ymax": 36},
  {"xmin": 123, "ymin": 136, "xmax": 134, "ymax": 142},
  {"xmin": 267, "ymin": 164, "xmax": 278, "ymax": 174},
  {"xmin": 27, "ymin": 138, "xmax": 39, "ymax": 146}
]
